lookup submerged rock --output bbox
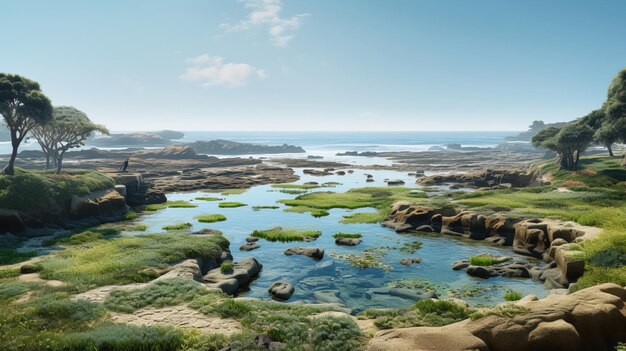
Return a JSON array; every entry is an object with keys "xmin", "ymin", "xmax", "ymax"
[
  {"xmin": 335, "ymin": 237, "xmax": 362, "ymax": 246},
  {"xmin": 240, "ymin": 242, "xmax": 261, "ymax": 251},
  {"xmin": 284, "ymin": 247, "xmax": 325, "ymax": 260},
  {"xmin": 400, "ymin": 258, "xmax": 422, "ymax": 266}
]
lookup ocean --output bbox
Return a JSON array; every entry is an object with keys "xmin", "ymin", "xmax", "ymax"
[{"xmin": 0, "ymin": 131, "xmax": 520, "ymax": 159}]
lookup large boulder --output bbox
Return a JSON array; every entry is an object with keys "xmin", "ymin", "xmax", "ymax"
[
  {"xmin": 69, "ymin": 188, "xmax": 128, "ymax": 219},
  {"xmin": 382, "ymin": 202, "xmax": 456, "ymax": 233},
  {"xmin": 203, "ymin": 257, "xmax": 263, "ymax": 295},
  {"xmin": 268, "ymin": 281, "xmax": 294, "ymax": 301},
  {"xmin": 0, "ymin": 209, "xmax": 26, "ymax": 234},
  {"xmin": 554, "ymin": 247, "xmax": 585, "ymax": 282}
]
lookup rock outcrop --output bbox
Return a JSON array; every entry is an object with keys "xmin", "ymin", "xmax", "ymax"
[
  {"xmin": 191, "ymin": 139, "xmax": 305, "ymax": 155},
  {"xmin": 284, "ymin": 247, "xmax": 325, "ymax": 260},
  {"xmin": 203, "ymin": 257, "xmax": 263, "ymax": 295},
  {"xmin": 383, "ymin": 202, "xmax": 600, "ymax": 288},
  {"xmin": 368, "ymin": 283, "xmax": 626, "ymax": 351},
  {"xmin": 0, "ymin": 209, "xmax": 26, "ymax": 234},
  {"xmin": 417, "ymin": 169, "xmax": 540, "ymax": 189}
]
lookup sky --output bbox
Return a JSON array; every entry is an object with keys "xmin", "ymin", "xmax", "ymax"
[{"xmin": 1, "ymin": 0, "xmax": 625, "ymax": 132}]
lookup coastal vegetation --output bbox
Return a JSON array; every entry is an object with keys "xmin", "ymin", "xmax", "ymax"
[
  {"xmin": 332, "ymin": 232, "xmax": 362, "ymax": 239},
  {"xmin": 144, "ymin": 200, "xmax": 197, "ymax": 211},
  {"xmin": 162, "ymin": 223, "xmax": 193, "ymax": 231},
  {"xmin": 195, "ymin": 197, "xmax": 222, "ymax": 201},
  {"xmin": 252, "ymin": 205, "xmax": 280, "ymax": 210},
  {"xmin": 218, "ymin": 201, "xmax": 247, "ymax": 208},
  {"xmin": 251, "ymin": 227, "xmax": 322, "ymax": 242},
  {"xmin": 196, "ymin": 214, "xmax": 227, "ymax": 223},
  {"xmin": 359, "ymin": 299, "xmax": 472, "ymax": 329}
]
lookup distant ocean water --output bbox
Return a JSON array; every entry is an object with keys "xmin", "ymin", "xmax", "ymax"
[{"xmin": 0, "ymin": 131, "xmax": 520, "ymax": 158}]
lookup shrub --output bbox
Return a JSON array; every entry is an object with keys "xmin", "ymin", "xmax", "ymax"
[
  {"xmin": 562, "ymin": 180, "xmax": 586, "ymax": 187},
  {"xmin": 60, "ymin": 323, "xmax": 185, "ymax": 351},
  {"xmin": 504, "ymin": 290, "xmax": 522, "ymax": 301},
  {"xmin": 0, "ymin": 248, "xmax": 36, "ymax": 265},
  {"xmin": 220, "ymin": 260, "xmax": 234, "ymax": 274}
]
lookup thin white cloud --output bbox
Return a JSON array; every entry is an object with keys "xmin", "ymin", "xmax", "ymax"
[
  {"xmin": 180, "ymin": 55, "xmax": 267, "ymax": 87},
  {"xmin": 220, "ymin": 0, "xmax": 308, "ymax": 47}
]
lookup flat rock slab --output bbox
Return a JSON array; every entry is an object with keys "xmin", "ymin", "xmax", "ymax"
[{"xmin": 110, "ymin": 305, "xmax": 242, "ymax": 335}]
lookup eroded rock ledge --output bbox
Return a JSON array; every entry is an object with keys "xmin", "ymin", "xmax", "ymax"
[
  {"xmin": 368, "ymin": 283, "xmax": 626, "ymax": 351},
  {"xmin": 382, "ymin": 202, "xmax": 601, "ymax": 289}
]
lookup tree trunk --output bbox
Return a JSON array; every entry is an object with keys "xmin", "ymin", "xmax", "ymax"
[
  {"xmin": 3, "ymin": 143, "xmax": 19, "ymax": 175},
  {"xmin": 55, "ymin": 154, "xmax": 63, "ymax": 174},
  {"xmin": 45, "ymin": 152, "xmax": 50, "ymax": 169},
  {"xmin": 607, "ymin": 144, "xmax": 614, "ymax": 157}
]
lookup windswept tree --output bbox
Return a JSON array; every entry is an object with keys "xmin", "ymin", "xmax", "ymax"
[
  {"xmin": 532, "ymin": 124, "xmax": 594, "ymax": 170},
  {"xmin": 604, "ymin": 68, "xmax": 626, "ymax": 165},
  {"xmin": 31, "ymin": 106, "xmax": 109, "ymax": 174},
  {"xmin": 0, "ymin": 74, "xmax": 53, "ymax": 175},
  {"xmin": 594, "ymin": 119, "xmax": 620, "ymax": 157}
]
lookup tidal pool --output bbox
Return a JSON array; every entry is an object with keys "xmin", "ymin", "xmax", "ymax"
[{"xmin": 125, "ymin": 168, "xmax": 548, "ymax": 312}]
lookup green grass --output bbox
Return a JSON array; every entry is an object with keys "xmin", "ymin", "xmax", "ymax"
[
  {"xmin": 252, "ymin": 205, "xmax": 280, "ymax": 211},
  {"xmin": 162, "ymin": 223, "xmax": 193, "ymax": 231},
  {"xmin": 189, "ymin": 294, "xmax": 363, "ymax": 350},
  {"xmin": 220, "ymin": 188, "xmax": 247, "ymax": 195},
  {"xmin": 104, "ymin": 278, "xmax": 211, "ymax": 313},
  {"xmin": 279, "ymin": 187, "xmax": 426, "ymax": 224},
  {"xmin": 220, "ymin": 260, "xmax": 234, "ymax": 274},
  {"xmin": 332, "ymin": 232, "xmax": 362, "ymax": 239},
  {"xmin": 340, "ymin": 210, "xmax": 389, "ymax": 224},
  {"xmin": 360, "ymin": 299, "xmax": 472, "ymax": 329},
  {"xmin": 129, "ymin": 224, "xmax": 148, "ymax": 231},
  {"xmin": 469, "ymin": 255, "xmax": 500, "ymax": 266},
  {"xmin": 284, "ymin": 206, "xmax": 330, "ymax": 217},
  {"xmin": 0, "ymin": 169, "xmax": 115, "ymax": 213},
  {"xmin": 38, "ymin": 233, "xmax": 228, "ymax": 292},
  {"xmin": 195, "ymin": 197, "xmax": 223, "ymax": 201},
  {"xmin": 503, "ymin": 290, "xmax": 522, "ymax": 301},
  {"xmin": 196, "ymin": 214, "xmax": 227, "ymax": 223},
  {"xmin": 251, "ymin": 227, "xmax": 322, "ymax": 242},
  {"xmin": 272, "ymin": 183, "xmax": 320, "ymax": 189},
  {"xmin": 0, "ymin": 248, "xmax": 36, "ymax": 265},
  {"xmin": 144, "ymin": 200, "xmax": 197, "ymax": 211},
  {"xmin": 122, "ymin": 210, "xmax": 138, "ymax": 220},
  {"xmin": 277, "ymin": 189, "xmax": 309, "ymax": 195},
  {"xmin": 43, "ymin": 231, "xmax": 106, "ymax": 246},
  {"xmin": 447, "ymin": 155, "xmax": 626, "ymax": 290},
  {"xmin": 218, "ymin": 201, "xmax": 247, "ymax": 208}
]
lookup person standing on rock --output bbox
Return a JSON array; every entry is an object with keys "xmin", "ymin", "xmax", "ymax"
[{"xmin": 119, "ymin": 158, "xmax": 129, "ymax": 172}]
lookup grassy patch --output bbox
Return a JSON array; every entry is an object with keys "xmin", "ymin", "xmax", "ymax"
[
  {"xmin": 0, "ymin": 169, "xmax": 114, "ymax": 213},
  {"xmin": 333, "ymin": 232, "xmax": 362, "ymax": 239},
  {"xmin": 272, "ymin": 183, "xmax": 320, "ymax": 189},
  {"xmin": 43, "ymin": 231, "xmax": 106, "ymax": 247},
  {"xmin": 218, "ymin": 202, "xmax": 247, "ymax": 208},
  {"xmin": 251, "ymin": 227, "xmax": 322, "ymax": 242},
  {"xmin": 196, "ymin": 214, "xmax": 227, "ymax": 223},
  {"xmin": 104, "ymin": 278, "xmax": 210, "ymax": 313},
  {"xmin": 38, "ymin": 233, "xmax": 228, "ymax": 291},
  {"xmin": 469, "ymin": 255, "xmax": 500, "ymax": 266},
  {"xmin": 195, "ymin": 197, "xmax": 223, "ymax": 201},
  {"xmin": 162, "ymin": 223, "xmax": 193, "ymax": 231},
  {"xmin": 252, "ymin": 205, "xmax": 280, "ymax": 211},
  {"xmin": 122, "ymin": 210, "xmax": 138, "ymax": 221},
  {"xmin": 129, "ymin": 224, "xmax": 148, "ymax": 231},
  {"xmin": 504, "ymin": 290, "xmax": 522, "ymax": 301},
  {"xmin": 220, "ymin": 188, "xmax": 247, "ymax": 195},
  {"xmin": 220, "ymin": 260, "xmax": 234, "ymax": 274},
  {"xmin": 340, "ymin": 210, "xmax": 388, "ymax": 224},
  {"xmin": 360, "ymin": 299, "xmax": 472, "ymax": 329},
  {"xmin": 144, "ymin": 200, "xmax": 197, "ymax": 211},
  {"xmin": 0, "ymin": 248, "xmax": 36, "ymax": 265},
  {"xmin": 284, "ymin": 206, "xmax": 330, "ymax": 217}
]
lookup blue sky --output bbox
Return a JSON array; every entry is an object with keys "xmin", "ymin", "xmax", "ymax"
[{"xmin": 1, "ymin": 0, "xmax": 625, "ymax": 131}]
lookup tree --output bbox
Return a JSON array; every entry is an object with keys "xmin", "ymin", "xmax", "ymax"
[
  {"xmin": 31, "ymin": 106, "xmax": 109, "ymax": 174},
  {"xmin": 0, "ymin": 74, "xmax": 53, "ymax": 175},
  {"xmin": 604, "ymin": 68, "xmax": 626, "ymax": 165},
  {"xmin": 594, "ymin": 119, "xmax": 620, "ymax": 157},
  {"xmin": 532, "ymin": 124, "xmax": 594, "ymax": 170}
]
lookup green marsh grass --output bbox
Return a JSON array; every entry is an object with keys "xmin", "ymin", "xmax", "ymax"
[
  {"xmin": 218, "ymin": 202, "xmax": 247, "ymax": 208},
  {"xmin": 196, "ymin": 214, "xmax": 227, "ymax": 223},
  {"xmin": 162, "ymin": 223, "xmax": 193, "ymax": 231},
  {"xmin": 251, "ymin": 227, "xmax": 322, "ymax": 242}
]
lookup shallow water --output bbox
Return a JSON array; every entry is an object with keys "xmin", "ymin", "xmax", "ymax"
[{"xmin": 125, "ymin": 168, "xmax": 547, "ymax": 311}]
